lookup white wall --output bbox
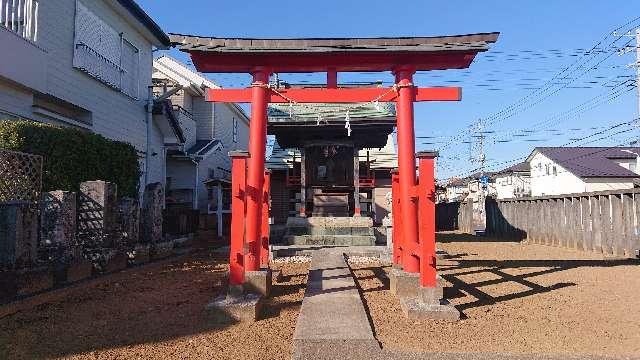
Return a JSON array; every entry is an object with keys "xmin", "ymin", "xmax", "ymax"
[
  {"xmin": 495, "ymin": 173, "xmax": 530, "ymax": 199},
  {"xmin": 530, "ymin": 152, "xmax": 635, "ymax": 196},
  {"xmin": 214, "ymin": 103, "xmax": 250, "ymax": 152},
  {"xmin": 0, "ymin": 0, "xmax": 166, "ymax": 189}
]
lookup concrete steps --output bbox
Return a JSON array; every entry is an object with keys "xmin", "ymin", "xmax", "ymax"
[
  {"xmin": 285, "ymin": 235, "xmax": 376, "ymax": 246},
  {"xmin": 283, "ymin": 216, "xmax": 376, "ymax": 247}
]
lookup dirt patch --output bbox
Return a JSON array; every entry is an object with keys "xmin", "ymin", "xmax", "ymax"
[
  {"xmin": 0, "ymin": 249, "xmax": 309, "ymax": 360},
  {"xmin": 350, "ymin": 234, "xmax": 640, "ymax": 357}
]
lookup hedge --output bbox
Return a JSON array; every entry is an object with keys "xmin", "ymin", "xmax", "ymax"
[{"xmin": 0, "ymin": 120, "xmax": 141, "ymax": 197}]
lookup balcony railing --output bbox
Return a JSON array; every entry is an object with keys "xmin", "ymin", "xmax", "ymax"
[{"xmin": 1, "ymin": 0, "xmax": 38, "ymax": 42}]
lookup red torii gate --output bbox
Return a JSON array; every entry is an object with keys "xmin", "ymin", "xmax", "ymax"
[{"xmin": 171, "ymin": 32, "xmax": 499, "ymax": 289}]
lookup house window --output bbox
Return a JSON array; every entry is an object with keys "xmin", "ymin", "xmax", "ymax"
[
  {"xmin": 232, "ymin": 117, "xmax": 238, "ymax": 143},
  {"xmin": 507, "ymin": 176, "xmax": 512, "ymax": 185},
  {"xmin": 1, "ymin": 0, "xmax": 39, "ymax": 42},
  {"xmin": 552, "ymin": 166, "xmax": 557, "ymax": 176},
  {"xmin": 120, "ymin": 38, "xmax": 139, "ymax": 98},
  {"xmin": 72, "ymin": 1, "xmax": 139, "ymax": 99},
  {"xmin": 545, "ymin": 164, "xmax": 550, "ymax": 175}
]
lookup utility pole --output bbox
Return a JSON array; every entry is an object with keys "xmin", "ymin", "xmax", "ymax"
[
  {"xmin": 635, "ymin": 28, "xmax": 640, "ymax": 118},
  {"xmin": 615, "ymin": 28, "xmax": 640, "ymax": 120}
]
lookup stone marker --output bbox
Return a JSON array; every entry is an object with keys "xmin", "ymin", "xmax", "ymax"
[
  {"xmin": 41, "ymin": 191, "xmax": 76, "ymax": 249},
  {"xmin": 141, "ymin": 182, "xmax": 163, "ymax": 244},
  {"xmin": 118, "ymin": 198, "xmax": 140, "ymax": 247},
  {"xmin": 78, "ymin": 181, "xmax": 118, "ymax": 247},
  {"xmin": 0, "ymin": 201, "xmax": 38, "ymax": 269}
]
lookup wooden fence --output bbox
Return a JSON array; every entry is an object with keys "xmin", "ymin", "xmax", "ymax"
[{"xmin": 486, "ymin": 189, "xmax": 640, "ymax": 258}]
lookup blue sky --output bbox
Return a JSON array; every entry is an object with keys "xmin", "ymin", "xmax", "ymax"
[{"xmin": 138, "ymin": 0, "xmax": 640, "ymax": 180}]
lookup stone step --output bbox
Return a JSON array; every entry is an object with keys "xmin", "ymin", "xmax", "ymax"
[
  {"xmin": 285, "ymin": 235, "xmax": 376, "ymax": 246},
  {"xmin": 286, "ymin": 226, "xmax": 374, "ymax": 236},
  {"xmin": 292, "ymin": 250, "xmax": 380, "ymax": 359}
]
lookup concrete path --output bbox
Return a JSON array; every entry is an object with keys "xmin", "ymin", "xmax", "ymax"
[{"xmin": 292, "ymin": 249, "xmax": 380, "ymax": 359}]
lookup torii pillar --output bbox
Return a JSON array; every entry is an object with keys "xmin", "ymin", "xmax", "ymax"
[{"xmin": 245, "ymin": 68, "xmax": 272, "ymax": 272}]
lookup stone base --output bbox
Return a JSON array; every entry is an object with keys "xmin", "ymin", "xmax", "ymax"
[
  {"xmin": 151, "ymin": 241, "xmax": 174, "ymax": 260},
  {"xmin": 389, "ymin": 268, "xmax": 419, "ymax": 298},
  {"xmin": 245, "ymin": 269, "xmax": 272, "ymax": 297},
  {"xmin": 205, "ymin": 293, "xmax": 263, "ymax": 323},
  {"xmin": 104, "ymin": 252, "xmax": 128, "ymax": 273},
  {"xmin": 66, "ymin": 258, "xmax": 93, "ymax": 283},
  {"xmin": 400, "ymin": 296, "xmax": 460, "ymax": 321},
  {"xmin": 389, "ymin": 269, "xmax": 446, "ymax": 299},
  {"xmin": 16, "ymin": 267, "xmax": 54, "ymax": 296}
]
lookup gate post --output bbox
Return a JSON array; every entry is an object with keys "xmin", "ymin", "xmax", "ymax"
[
  {"xmin": 391, "ymin": 169, "xmax": 402, "ymax": 265},
  {"xmin": 417, "ymin": 151, "xmax": 438, "ymax": 287},
  {"xmin": 229, "ymin": 151, "xmax": 249, "ymax": 286},
  {"xmin": 245, "ymin": 68, "xmax": 272, "ymax": 272},
  {"xmin": 394, "ymin": 66, "xmax": 420, "ymax": 273},
  {"xmin": 260, "ymin": 169, "xmax": 271, "ymax": 268}
]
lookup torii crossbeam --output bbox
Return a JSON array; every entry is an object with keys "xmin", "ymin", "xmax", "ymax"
[{"xmin": 171, "ymin": 32, "xmax": 499, "ymax": 294}]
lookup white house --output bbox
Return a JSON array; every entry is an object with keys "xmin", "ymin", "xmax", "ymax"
[
  {"xmin": 152, "ymin": 56, "xmax": 250, "ymax": 215},
  {"xmin": 527, "ymin": 147, "xmax": 640, "ymax": 197},
  {"xmin": 0, "ymin": 0, "xmax": 171, "ymax": 191},
  {"xmin": 443, "ymin": 178, "xmax": 469, "ymax": 203},
  {"xmin": 493, "ymin": 162, "xmax": 531, "ymax": 199}
]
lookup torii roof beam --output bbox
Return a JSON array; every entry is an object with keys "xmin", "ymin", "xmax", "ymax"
[{"xmin": 169, "ymin": 32, "xmax": 500, "ymax": 73}]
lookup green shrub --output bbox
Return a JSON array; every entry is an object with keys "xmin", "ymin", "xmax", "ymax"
[{"xmin": 0, "ymin": 120, "xmax": 140, "ymax": 197}]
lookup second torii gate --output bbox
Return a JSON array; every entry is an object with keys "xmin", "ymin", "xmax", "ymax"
[{"xmin": 171, "ymin": 32, "xmax": 499, "ymax": 289}]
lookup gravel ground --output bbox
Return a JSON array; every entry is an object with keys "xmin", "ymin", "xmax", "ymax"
[
  {"xmin": 349, "ymin": 233, "xmax": 640, "ymax": 358},
  {"xmin": 0, "ymin": 249, "xmax": 310, "ymax": 360}
]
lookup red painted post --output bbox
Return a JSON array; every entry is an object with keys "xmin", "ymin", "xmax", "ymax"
[
  {"xmin": 229, "ymin": 151, "xmax": 249, "ymax": 286},
  {"xmin": 393, "ymin": 66, "xmax": 420, "ymax": 273},
  {"xmin": 391, "ymin": 169, "xmax": 402, "ymax": 265},
  {"xmin": 245, "ymin": 68, "xmax": 272, "ymax": 272},
  {"xmin": 260, "ymin": 169, "xmax": 271, "ymax": 268},
  {"xmin": 417, "ymin": 151, "xmax": 438, "ymax": 287}
]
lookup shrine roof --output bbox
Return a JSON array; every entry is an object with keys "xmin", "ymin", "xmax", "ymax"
[
  {"xmin": 268, "ymin": 102, "xmax": 395, "ymax": 123},
  {"xmin": 169, "ymin": 33, "xmax": 499, "ymax": 54}
]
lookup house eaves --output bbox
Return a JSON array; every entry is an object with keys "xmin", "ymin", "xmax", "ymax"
[{"xmin": 113, "ymin": 0, "xmax": 170, "ymax": 48}]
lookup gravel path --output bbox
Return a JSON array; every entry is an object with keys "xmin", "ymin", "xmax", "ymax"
[
  {"xmin": 0, "ymin": 249, "xmax": 310, "ymax": 360},
  {"xmin": 350, "ymin": 233, "xmax": 640, "ymax": 358}
]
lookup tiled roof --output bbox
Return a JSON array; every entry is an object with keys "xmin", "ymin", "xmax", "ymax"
[
  {"xmin": 530, "ymin": 147, "xmax": 640, "ymax": 178},
  {"xmin": 268, "ymin": 102, "xmax": 395, "ymax": 123},
  {"xmin": 168, "ymin": 33, "xmax": 500, "ymax": 53}
]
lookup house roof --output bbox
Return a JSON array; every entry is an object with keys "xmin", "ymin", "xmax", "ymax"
[
  {"xmin": 495, "ymin": 161, "xmax": 530, "ymax": 175},
  {"xmin": 153, "ymin": 56, "xmax": 220, "ymax": 93},
  {"xmin": 187, "ymin": 139, "xmax": 223, "ymax": 158},
  {"xmin": 528, "ymin": 147, "xmax": 640, "ymax": 178},
  {"xmin": 116, "ymin": 0, "xmax": 170, "ymax": 47},
  {"xmin": 152, "ymin": 56, "xmax": 250, "ymax": 122}
]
